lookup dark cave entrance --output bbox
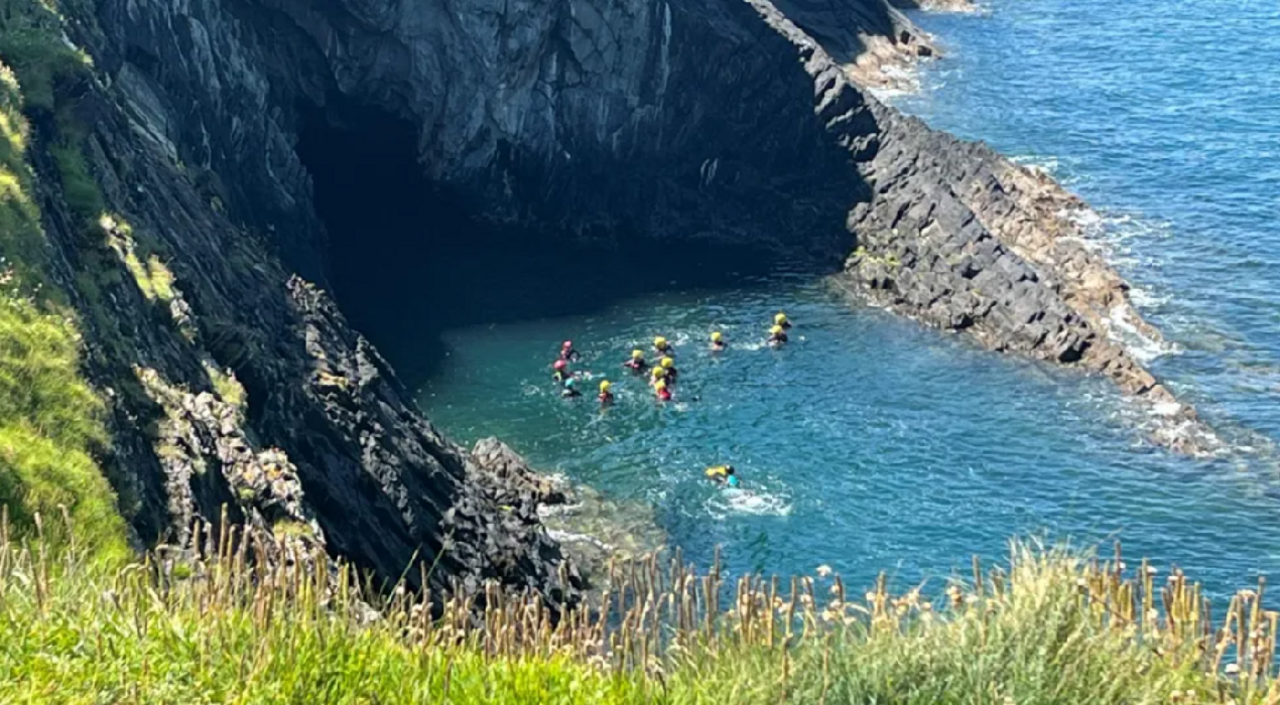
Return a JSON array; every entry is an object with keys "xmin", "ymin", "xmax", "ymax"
[{"xmin": 295, "ymin": 101, "xmax": 801, "ymax": 386}]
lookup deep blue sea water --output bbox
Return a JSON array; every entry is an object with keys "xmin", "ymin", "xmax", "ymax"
[{"xmin": 416, "ymin": 0, "xmax": 1280, "ymax": 596}]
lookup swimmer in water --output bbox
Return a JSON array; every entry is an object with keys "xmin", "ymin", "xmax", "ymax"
[
  {"xmin": 552, "ymin": 359, "xmax": 570, "ymax": 382},
  {"xmin": 768, "ymin": 324, "xmax": 788, "ymax": 347},
  {"xmin": 654, "ymin": 379, "xmax": 672, "ymax": 402},
  {"xmin": 649, "ymin": 365, "xmax": 667, "ymax": 387},
  {"xmin": 710, "ymin": 331, "xmax": 727, "ymax": 352},
  {"xmin": 774, "ymin": 312, "xmax": 792, "ymax": 330},
  {"xmin": 623, "ymin": 349, "xmax": 648, "ymax": 372},
  {"xmin": 654, "ymin": 336, "xmax": 674, "ymax": 357},
  {"xmin": 560, "ymin": 340, "xmax": 581, "ymax": 362},
  {"xmin": 660, "ymin": 356, "xmax": 678, "ymax": 384},
  {"xmin": 705, "ymin": 464, "xmax": 741, "ymax": 488},
  {"xmin": 561, "ymin": 376, "xmax": 582, "ymax": 398},
  {"xmin": 598, "ymin": 379, "xmax": 614, "ymax": 405}
]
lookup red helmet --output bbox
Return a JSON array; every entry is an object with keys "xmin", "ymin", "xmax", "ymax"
[
  {"xmin": 562, "ymin": 340, "xmax": 573, "ymax": 348},
  {"xmin": 554, "ymin": 360, "xmax": 568, "ymax": 370}
]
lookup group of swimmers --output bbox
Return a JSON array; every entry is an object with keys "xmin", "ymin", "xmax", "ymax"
[
  {"xmin": 548, "ymin": 313, "xmax": 794, "ymax": 488},
  {"xmin": 550, "ymin": 312, "xmax": 792, "ymax": 403}
]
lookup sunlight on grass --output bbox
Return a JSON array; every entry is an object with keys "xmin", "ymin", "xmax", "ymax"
[
  {"xmin": 1, "ymin": 525, "xmax": 1276, "ymax": 704},
  {"xmin": 0, "ymin": 45, "xmax": 124, "ymax": 556},
  {"xmin": 202, "ymin": 360, "xmax": 247, "ymax": 411}
]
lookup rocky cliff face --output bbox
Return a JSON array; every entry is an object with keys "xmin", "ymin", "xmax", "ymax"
[{"xmin": 15, "ymin": 0, "xmax": 1197, "ymax": 597}]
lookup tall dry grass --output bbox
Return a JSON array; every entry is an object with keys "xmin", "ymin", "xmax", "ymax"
[{"xmin": 2, "ymin": 510, "xmax": 1278, "ymax": 704}]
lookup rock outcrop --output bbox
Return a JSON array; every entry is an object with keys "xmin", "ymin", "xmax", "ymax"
[
  {"xmin": 470, "ymin": 438, "xmax": 664, "ymax": 585},
  {"xmin": 11, "ymin": 0, "xmax": 1202, "ymax": 603},
  {"xmin": 747, "ymin": 0, "xmax": 1212, "ymax": 451}
]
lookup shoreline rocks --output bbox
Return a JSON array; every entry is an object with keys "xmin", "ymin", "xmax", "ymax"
[
  {"xmin": 470, "ymin": 438, "xmax": 666, "ymax": 588},
  {"xmin": 795, "ymin": 10, "xmax": 1218, "ymax": 453}
]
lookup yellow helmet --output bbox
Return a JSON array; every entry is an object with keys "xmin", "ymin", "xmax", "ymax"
[
  {"xmin": 631, "ymin": 349, "xmax": 644, "ymax": 360},
  {"xmin": 655, "ymin": 380, "xmax": 667, "ymax": 391},
  {"xmin": 599, "ymin": 380, "xmax": 612, "ymax": 392},
  {"xmin": 661, "ymin": 357, "xmax": 674, "ymax": 369},
  {"xmin": 771, "ymin": 324, "xmax": 784, "ymax": 335},
  {"xmin": 775, "ymin": 312, "xmax": 787, "ymax": 325},
  {"xmin": 651, "ymin": 367, "xmax": 666, "ymax": 378},
  {"xmin": 654, "ymin": 336, "xmax": 667, "ymax": 347},
  {"xmin": 711, "ymin": 332, "xmax": 723, "ymax": 342}
]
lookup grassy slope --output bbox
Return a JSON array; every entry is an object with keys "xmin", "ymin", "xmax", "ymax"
[
  {"xmin": 0, "ymin": 2, "xmax": 126, "ymax": 557},
  {"xmin": 1, "ymin": 532, "xmax": 1274, "ymax": 704}
]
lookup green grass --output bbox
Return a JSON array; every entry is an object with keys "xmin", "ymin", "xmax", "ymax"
[
  {"xmin": 51, "ymin": 141, "xmax": 105, "ymax": 220},
  {"xmin": 103, "ymin": 216, "xmax": 178, "ymax": 303},
  {"xmin": 0, "ymin": 1, "xmax": 92, "ymax": 115},
  {"xmin": 0, "ymin": 34, "xmax": 125, "ymax": 557},
  {"xmin": 1, "ymin": 526, "xmax": 1275, "ymax": 704},
  {"xmin": 203, "ymin": 359, "xmax": 247, "ymax": 410}
]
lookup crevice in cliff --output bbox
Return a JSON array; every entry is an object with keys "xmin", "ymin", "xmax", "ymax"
[{"xmin": 295, "ymin": 100, "xmax": 795, "ymax": 385}]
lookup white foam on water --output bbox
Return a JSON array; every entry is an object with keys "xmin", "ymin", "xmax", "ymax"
[
  {"xmin": 546, "ymin": 528, "xmax": 613, "ymax": 551},
  {"xmin": 705, "ymin": 488, "xmax": 792, "ymax": 518},
  {"xmin": 1010, "ymin": 154, "xmax": 1061, "ymax": 174},
  {"xmin": 1127, "ymin": 285, "xmax": 1171, "ymax": 310},
  {"xmin": 1106, "ymin": 305, "xmax": 1181, "ymax": 364},
  {"xmin": 1151, "ymin": 400, "xmax": 1183, "ymax": 417}
]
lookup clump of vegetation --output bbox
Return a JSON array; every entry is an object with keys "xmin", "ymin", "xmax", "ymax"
[
  {"xmin": 1, "ymin": 522, "xmax": 1275, "ymax": 704},
  {"xmin": 202, "ymin": 359, "xmax": 247, "ymax": 411},
  {"xmin": 0, "ymin": 0, "xmax": 93, "ymax": 115},
  {"xmin": 0, "ymin": 296, "xmax": 118, "ymax": 540},
  {"xmin": 103, "ymin": 215, "xmax": 177, "ymax": 302},
  {"xmin": 0, "ymin": 19, "xmax": 125, "ymax": 557}
]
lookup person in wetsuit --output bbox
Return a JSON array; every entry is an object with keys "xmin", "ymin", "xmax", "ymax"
[
  {"xmin": 553, "ymin": 359, "xmax": 570, "ymax": 382},
  {"xmin": 705, "ymin": 464, "xmax": 740, "ymax": 488},
  {"xmin": 774, "ymin": 313, "xmax": 792, "ymax": 330},
  {"xmin": 598, "ymin": 379, "xmax": 614, "ymax": 405},
  {"xmin": 710, "ymin": 331, "xmax": 727, "ymax": 352},
  {"xmin": 560, "ymin": 340, "xmax": 581, "ymax": 361},
  {"xmin": 561, "ymin": 376, "xmax": 582, "ymax": 398},
  {"xmin": 660, "ymin": 356, "xmax": 677, "ymax": 384},
  {"xmin": 768, "ymin": 324, "xmax": 788, "ymax": 347},
  {"xmin": 623, "ymin": 349, "xmax": 648, "ymax": 372},
  {"xmin": 649, "ymin": 366, "xmax": 667, "ymax": 387},
  {"xmin": 654, "ymin": 379, "xmax": 672, "ymax": 402},
  {"xmin": 654, "ymin": 336, "xmax": 674, "ymax": 357}
]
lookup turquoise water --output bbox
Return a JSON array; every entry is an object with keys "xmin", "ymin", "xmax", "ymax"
[{"xmin": 416, "ymin": 0, "xmax": 1280, "ymax": 594}]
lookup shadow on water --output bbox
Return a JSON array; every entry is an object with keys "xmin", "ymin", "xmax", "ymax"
[{"xmin": 295, "ymin": 100, "xmax": 815, "ymax": 385}]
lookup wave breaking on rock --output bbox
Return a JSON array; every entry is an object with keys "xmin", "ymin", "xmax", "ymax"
[{"xmin": 749, "ymin": 0, "xmax": 1220, "ymax": 454}]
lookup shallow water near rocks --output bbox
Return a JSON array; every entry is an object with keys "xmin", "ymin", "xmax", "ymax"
[{"xmin": 414, "ymin": 0, "xmax": 1280, "ymax": 594}]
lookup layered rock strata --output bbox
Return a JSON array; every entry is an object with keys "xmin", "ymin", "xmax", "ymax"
[{"xmin": 16, "ymin": 0, "xmax": 1206, "ymax": 604}]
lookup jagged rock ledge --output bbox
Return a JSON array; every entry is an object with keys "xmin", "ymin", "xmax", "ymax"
[
  {"xmin": 757, "ymin": 1, "xmax": 1219, "ymax": 453},
  {"xmin": 470, "ymin": 438, "xmax": 665, "ymax": 588}
]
